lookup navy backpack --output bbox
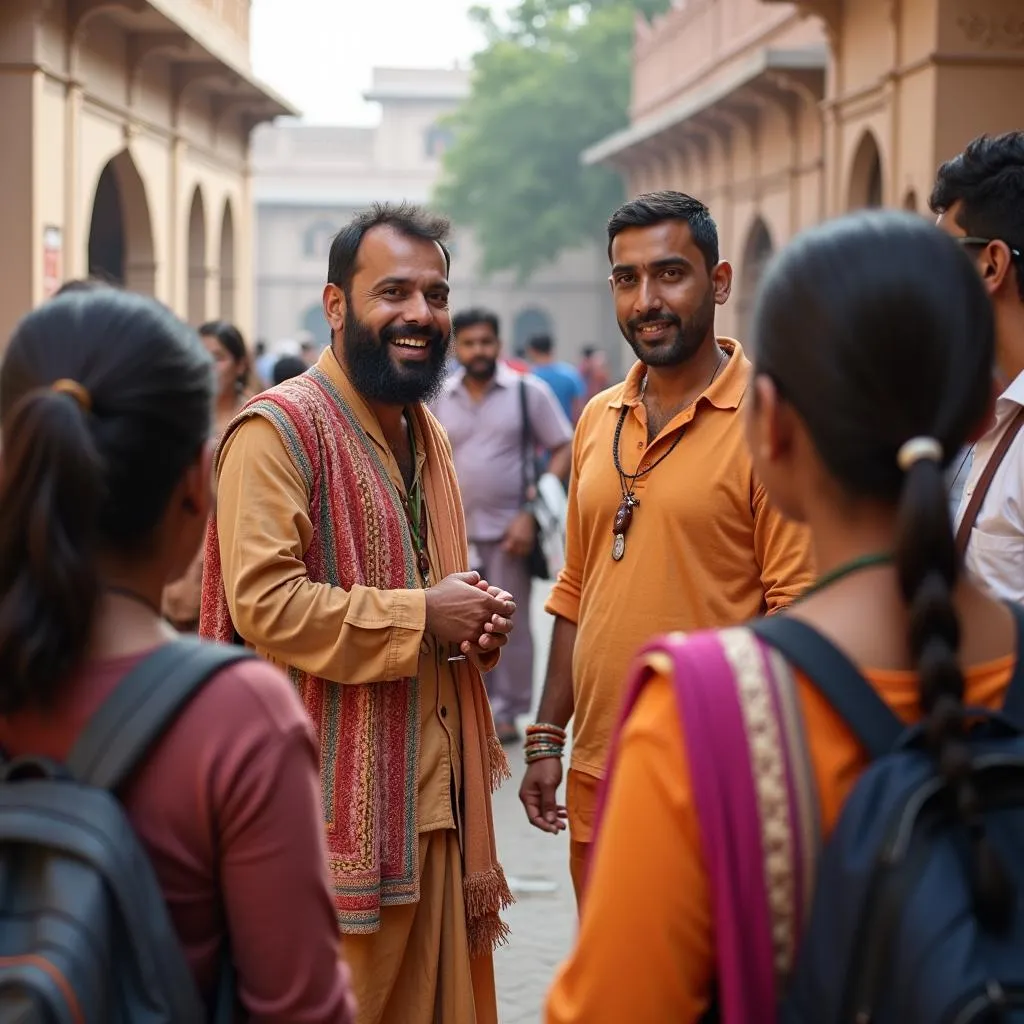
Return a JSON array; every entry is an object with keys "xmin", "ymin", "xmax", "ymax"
[{"xmin": 750, "ymin": 605, "xmax": 1024, "ymax": 1024}]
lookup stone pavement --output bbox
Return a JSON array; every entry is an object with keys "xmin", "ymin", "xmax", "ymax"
[{"xmin": 492, "ymin": 584, "xmax": 576, "ymax": 1023}]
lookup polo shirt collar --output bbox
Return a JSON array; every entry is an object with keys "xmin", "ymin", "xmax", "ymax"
[{"xmin": 608, "ymin": 337, "xmax": 748, "ymax": 411}]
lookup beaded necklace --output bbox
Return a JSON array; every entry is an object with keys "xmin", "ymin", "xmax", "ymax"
[{"xmin": 609, "ymin": 348, "xmax": 724, "ymax": 561}]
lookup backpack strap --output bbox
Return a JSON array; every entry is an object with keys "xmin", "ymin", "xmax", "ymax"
[
  {"xmin": 999, "ymin": 601, "xmax": 1024, "ymax": 726},
  {"xmin": 749, "ymin": 616, "xmax": 903, "ymax": 761},
  {"xmin": 67, "ymin": 638, "xmax": 254, "ymax": 791}
]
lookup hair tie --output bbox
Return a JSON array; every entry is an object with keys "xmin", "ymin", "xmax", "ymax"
[
  {"xmin": 51, "ymin": 378, "xmax": 92, "ymax": 413},
  {"xmin": 897, "ymin": 436, "xmax": 942, "ymax": 471}
]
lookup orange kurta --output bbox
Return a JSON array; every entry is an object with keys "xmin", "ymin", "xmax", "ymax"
[
  {"xmin": 545, "ymin": 340, "xmax": 815, "ymax": 883},
  {"xmin": 545, "ymin": 653, "xmax": 1015, "ymax": 1024}
]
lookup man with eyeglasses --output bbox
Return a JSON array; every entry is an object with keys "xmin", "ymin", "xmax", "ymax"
[{"xmin": 932, "ymin": 131, "xmax": 1024, "ymax": 603}]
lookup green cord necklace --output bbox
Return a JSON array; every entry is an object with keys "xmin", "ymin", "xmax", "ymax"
[{"xmin": 798, "ymin": 551, "xmax": 893, "ymax": 602}]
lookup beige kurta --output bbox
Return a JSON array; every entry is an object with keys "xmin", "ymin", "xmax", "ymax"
[{"xmin": 214, "ymin": 351, "xmax": 498, "ymax": 1024}]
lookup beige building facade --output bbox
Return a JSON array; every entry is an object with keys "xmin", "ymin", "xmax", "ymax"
[
  {"xmin": 253, "ymin": 67, "xmax": 620, "ymax": 369},
  {"xmin": 0, "ymin": 0, "xmax": 294, "ymax": 348},
  {"xmin": 584, "ymin": 0, "xmax": 1024, "ymax": 347}
]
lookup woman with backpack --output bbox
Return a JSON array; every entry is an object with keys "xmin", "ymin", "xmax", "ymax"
[
  {"xmin": 545, "ymin": 211, "xmax": 1024, "ymax": 1023},
  {"xmin": 0, "ymin": 289, "xmax": 355, "ymax": 1022}
]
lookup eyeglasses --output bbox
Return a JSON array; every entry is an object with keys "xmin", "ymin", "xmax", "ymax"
[{"xmin": 957, "ymin": 236, "xmax": 1023, "ymax": 260}]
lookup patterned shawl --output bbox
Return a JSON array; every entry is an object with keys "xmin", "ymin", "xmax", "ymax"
[{"xmin": 199, "ymin": 365, "xmax": 512, "ymax": 955}]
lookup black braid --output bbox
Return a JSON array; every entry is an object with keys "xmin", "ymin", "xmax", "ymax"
[{"xmin": 896, "ymin": 457, "xmax": 1014, "ymax": 932}]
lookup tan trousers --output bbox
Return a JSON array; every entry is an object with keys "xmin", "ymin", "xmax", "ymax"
[{"xmin": 343, "ymin": 829, "xmax": 497, "ymax": 1024}]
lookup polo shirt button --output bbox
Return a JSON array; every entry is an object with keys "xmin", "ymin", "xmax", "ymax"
[{"xmin": 441, "ymin": 705, "xmax": 448, "ymax": 719}]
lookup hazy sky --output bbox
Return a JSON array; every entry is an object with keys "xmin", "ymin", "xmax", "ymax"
[{"xmin": 251, "ymin": 0, "xmax": 508, "ymax": 125}]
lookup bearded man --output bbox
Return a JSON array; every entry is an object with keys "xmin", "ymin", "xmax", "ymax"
[
  {"xmin": 201, "ymin": 203, "xmax": 514, "ymax": 1024},
  {"xmin": 518, "ymin": 191, "xmax": 816, "ymax": 904}
]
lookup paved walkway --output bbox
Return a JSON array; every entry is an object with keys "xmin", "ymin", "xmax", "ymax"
[{"xmin": 492, "ymin": 584, "xmax": 576, "ymax": 1023}]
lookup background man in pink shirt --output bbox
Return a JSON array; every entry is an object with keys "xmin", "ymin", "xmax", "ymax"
[{"xmin": 434, "ymin": 308, "xmax": 573, "ymax": 742}]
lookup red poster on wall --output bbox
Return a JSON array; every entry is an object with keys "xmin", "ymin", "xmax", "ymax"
[{"xmin": 43, "ymin": 226, "xmax": 62, "ymax": 299}]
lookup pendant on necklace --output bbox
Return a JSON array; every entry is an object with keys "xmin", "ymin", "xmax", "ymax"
[
  {"xmin": 611, "ymin": 495, "xmax": 637, "ymax": 561},
  {"xmin": 612, "ymin": 534, "xmax": 626, "ymax": 561}
]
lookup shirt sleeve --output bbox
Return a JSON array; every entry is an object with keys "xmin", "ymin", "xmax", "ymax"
[
  {"xmin": 527, "ymin": 376, "xmax": 574, "ymax": 451},
  {"xmin": 545, "ymin": 668, "xmax": 713, "ymax": 1023},
  {"xmin": 216, "ymin": 415, "xmax": 427, "ymax": 684},
  {"xmin": 752, "ymin": 476, "xmax": 816, "ymax": 614},
  {"xmin": 545, "ymin": 410, "xmax": 586, "ymax": 624},
  {"xmin": 216, "ymin": 662, "xmax": 356, "ymax": 1024}
]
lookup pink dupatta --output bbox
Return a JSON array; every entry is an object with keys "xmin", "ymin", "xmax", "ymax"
[{"xmin": 593, "ymin": 627, "xmax": 820, "ymax": 1022}]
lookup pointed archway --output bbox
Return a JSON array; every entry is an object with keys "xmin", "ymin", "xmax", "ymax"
[
  {"xmin": 848, "ymin": 131, "xmax": 884, "ymax": 210},
  {"xmin": 219, "ymin": 199, "xmax": 236, "ymax": 321},
  {"xmin": 87, "ymin": 150, "xmax": 156, "ymax": 294},
  {"xmin": 737, "ymin": 217, "xmax": 775, "ymax": 351},
  {"xmin": 187, "ymin": 187, "xmax": 207, "ymax": 325}
]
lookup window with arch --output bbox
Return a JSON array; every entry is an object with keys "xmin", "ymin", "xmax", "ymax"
[
  {"xmin": 513, "ymin": 307, "xmax": 554, "ymax": 350},
  {"xmin": 848, "ymin": 131, "xmax": 885, "ymax": 211},
  {"xmin": 303, "ymin": 220, "xmax": 338, "ymax": 259}
]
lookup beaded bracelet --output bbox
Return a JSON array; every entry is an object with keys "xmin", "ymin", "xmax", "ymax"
[
  {"xmin": 524, "ymin": 720, "xmax": 566, "ymax": 764},
  {"xmin": 525, "ymin": 722, "xmax": 567, "ymax": 742},
  {"xmin": 525, "ymin": 744, "xmax": 563, "ymax": 764}
]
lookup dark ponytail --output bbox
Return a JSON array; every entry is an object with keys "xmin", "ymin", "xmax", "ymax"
[
  {"xmin": 0, "ymin": 390, "xmax": 105, "ymax": 711},
  {"xmin": 896, "ymin": 455, "xmax": 1014, "ymax": 930},
  {"xmin": 752, "ymin": 211, "xmax": 1008, "ymax": 926},
  {"xmin": 0, "ymin": 290, "xmax": 214, "ymax": 713}
]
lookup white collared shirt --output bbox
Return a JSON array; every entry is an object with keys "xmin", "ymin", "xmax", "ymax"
[{"xmin": 954, "ymin": 371, "xmax": 1024, "ymax": 603}]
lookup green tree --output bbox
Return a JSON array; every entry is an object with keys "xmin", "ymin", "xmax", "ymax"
[{"xmin": 434, "ymin": 0, "xmax": 669, "ymax": 280}]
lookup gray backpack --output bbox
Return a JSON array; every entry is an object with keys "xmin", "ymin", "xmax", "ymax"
[{"xmin": 0, "ymin": 638, "xmax": 252, "ymax": 1023}]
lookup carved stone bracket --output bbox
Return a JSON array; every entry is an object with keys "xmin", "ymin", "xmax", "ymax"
[
  {"xmin": 127, "ymin": 32, "xmax": 191, "ymax": 104},
  {"xmin": 68, "ymin": 0, "xmax": 146, "ymax": 41}
]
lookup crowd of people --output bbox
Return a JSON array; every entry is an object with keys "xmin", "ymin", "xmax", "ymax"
[{"xmin": 0, "ymin": 128, "xmax": 1022, "ymax": 1024}]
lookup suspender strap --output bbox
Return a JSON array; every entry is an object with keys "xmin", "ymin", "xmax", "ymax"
[{"xmin": 955, "ymin": 405, "xmax": 1024, "ymax": 560}]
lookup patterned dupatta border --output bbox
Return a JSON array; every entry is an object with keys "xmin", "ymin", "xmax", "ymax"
[{"xmin": 597, "ymin": 627, "xmax": 820, "ymax": 1022}]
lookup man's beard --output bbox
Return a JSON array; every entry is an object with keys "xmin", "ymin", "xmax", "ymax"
[
  {"xmin": 621, "ymin": 286, "xmax": 716, "ymax": 367},
  {"xmin": 463, "ymin": 356, "xmax": 497, "ymax": 382},
  {"xmin": 342, "ymin": 308, "xmax": 451, "ymax": 405}
]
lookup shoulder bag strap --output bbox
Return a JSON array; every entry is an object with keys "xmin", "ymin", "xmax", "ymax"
[
  {"xmin": 955, "ymin": 405, "xmax": 1024, "ymax": 560},
  {"xmin": 749, "ymin": 616, "xmax": 904, "ymax": 760},
  {"xmin": 518, "ymin": 377, "xmax": 535, "ymax": 503},
  {"xmin": 67, "ymin": 638, "xmax": 254, "ymax": 791}
]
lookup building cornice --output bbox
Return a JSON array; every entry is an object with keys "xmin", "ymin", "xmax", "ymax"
[{"xmin": 582, "ymin": 45, "xmax": 827, "ymax": 167}]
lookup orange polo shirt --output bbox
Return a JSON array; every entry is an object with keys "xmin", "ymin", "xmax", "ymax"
[
  {"xmin": 546, "ymin": 339, "xmax": 815, "ymax": 785},
  {"xmin": 545, "ymin": 653, "xmax": 1015, "ymax": 1023}
]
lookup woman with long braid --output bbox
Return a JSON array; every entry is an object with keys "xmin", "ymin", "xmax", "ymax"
[{"xmin": 546, "ymin": 211, "xmax": 1020, "ymax": 1022}]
